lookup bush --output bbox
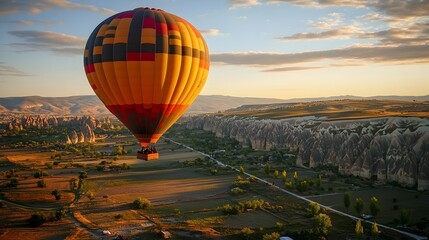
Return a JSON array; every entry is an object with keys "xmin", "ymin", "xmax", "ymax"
[
  {"xmin": 240, "ymin": 227, "xmax": 255, "ymax": 240},
  {"xmin": 233, "ymin": 175, "xmax": 250, "ymax": 188},
  {"xmin": 34, "ymin": 171, "xmax": 48, "ymax": 178},
  {"xmin": 37, "ymin": 179, "xmax": 46, "ymax": 188},
  {"xmin": 8, "ymin": 178, "xmax": 19, "ymax": 187},
  {"xmin": 262, "ymin": 232, "xmax": 280, "ymax": 240},
  {"xmin": 133, "ymin": 197, "xmax": 151, "ymax": 209},
  {"xmin": 55, "ymin": 208, "xmax": 68, "ymax": 220},
  {"xmin": 51, "ymin": 189, "xmax": 62, "ymax": 200},
  {"xmin": 114, "ymin": 214, "xmax": 123, "ymax": 219},
  {"xmin": 121, "ymin": 163, "xmax": 130, "ymax": 170},
  {"xmin": 230, "ymin": 187, "xmax": 246, "ymax": 195},
  {"xmin": 79, "ymin": 171, "xmax": 88, "ymax": 179},
  {"xmin": 28, "ymin": 214, "xmax": 46, "ymax": 227},
  {"xmin": 219, "ymin": 204, "xmax": 242, "ymax": 215}
]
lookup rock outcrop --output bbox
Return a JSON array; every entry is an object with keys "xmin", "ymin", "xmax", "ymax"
[
  {"xmin": 7, "ymin": 115, "xmax": 113, "ymax": 130},
  {"xmin": 186, "ymin": 116, "xmax": 429, "ymax": 190}
]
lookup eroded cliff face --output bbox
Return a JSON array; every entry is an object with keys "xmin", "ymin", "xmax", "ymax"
[{"xmin": 186, "ymin": 116, "xmax": 429, "ymax": 190}]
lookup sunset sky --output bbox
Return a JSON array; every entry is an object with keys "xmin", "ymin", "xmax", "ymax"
[{"xmin": 1, "ymin": 0, "xmax": 428, "ymax": 99}]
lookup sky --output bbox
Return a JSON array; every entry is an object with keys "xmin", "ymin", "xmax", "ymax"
[{"xmin": 0, "ymin": 0, "xmax": 428, "ymax": 100}]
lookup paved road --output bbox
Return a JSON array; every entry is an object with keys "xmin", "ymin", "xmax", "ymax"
[{"xmin": 164, "ymin": 137, "xmax": 428, "ymax": 240}]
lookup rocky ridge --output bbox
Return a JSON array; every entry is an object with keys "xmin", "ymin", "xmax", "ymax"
[
  {"xmin": 186, "ymin": 115, "xmax": 429, "ymax": 190},
  {"xmin": 6, "ymin": 115, "xmax": 112, "ymax": 144}
]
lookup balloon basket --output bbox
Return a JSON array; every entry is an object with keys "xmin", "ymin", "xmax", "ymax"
[{"xmin": 137, "ymin": 152, "xmax": 159, "ymax": 161}]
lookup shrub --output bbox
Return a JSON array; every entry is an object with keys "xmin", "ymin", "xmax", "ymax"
[
  {"xmin": 307, "ymin": 202, "xmax": 321, "ymax": 217},
  {"xmin": 55, "ymin": 208, "xmax": 68, "ymax": 220},
  {"xmin": 219, "ymin": 204, "xmax": 242, "ymax": 215},
  {"xmin": 114, "ymin": 214, "xmax": 123, "ymax": 219},
  {"xmin": 240, "ymin": 227, "xmax": 255, "ymax": 240},
  {"xmin": 34, "ymin": 171, "xmax": 48, "ymax": 178},
  {"xmin": 230, "ymin": 187, "xmax": 246, "ymax": 195},
  {"xmin": 51, "ymin": 189, "xmax": 62, "ymax": 200},
  {"xmin": 28, "ymin": 214, "xmax": 46, "ymax": 227},
  {"xmin": 233, "ymin": 175, "xmax": 250, "ymax": 188},
  {"xmin": 210, "ymin": 169, "xmax": 218, "ymax": 175},
  {"xmin": 133, "ymin": 197, "xmax": 151, "ymax": 209},
  {"xmin": 8, "ymin": 178, "xmax": 19, "ymax": 187},
  {"xmin": 37, "ymin": 179, "xmax": 46, "ymax": 188},
  {"xmin": 121, "ymin": 163, "xmax": 130, "ymax": 170},
  {"xmin": 262, "ymin": 232, "xmax": 280, "ymax": 240},
  {"xmin": 79, "ymin": 171, "xmax": 88, "ymax": 179}
]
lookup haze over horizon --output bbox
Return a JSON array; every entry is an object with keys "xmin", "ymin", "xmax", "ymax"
[{"xmin": 1, "ymin": 0, "xmax": 428, "ymax": 99}]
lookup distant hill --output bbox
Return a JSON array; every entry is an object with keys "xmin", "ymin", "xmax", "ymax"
[
  {"xmin": 0, "ymin": 94, "xmax": 427, "ymax": 115},
  {"xmin": 224, "ymin": 99, "xmax": 429, "ymax": 120}
]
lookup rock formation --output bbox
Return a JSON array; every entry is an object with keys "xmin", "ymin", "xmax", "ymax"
[{"xmin": 186, "ymin": 116, "xmax": 429, "ymax": 190}]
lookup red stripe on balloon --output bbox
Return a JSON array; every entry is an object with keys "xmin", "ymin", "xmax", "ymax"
[
  {"xmin": 156, "ymin": 23, "xmax": 168, "ymax": 35},
  {"xmin": 85, "ymin": 64, "xmax": 95, "ymax": 73},
  {"xmin": 117, "ymin": 12, "xmax": 134, "ymax": 19},
  {"xmin": 126, "ymin": 52, "xmax": 155, "ymax": 61},
  {"xmin": 143, "ymin": 18, "xmax": 156, "ymax": 28}
]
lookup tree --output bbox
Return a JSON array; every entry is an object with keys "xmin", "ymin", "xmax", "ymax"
[
  {"xmin": 51, "ymin": 189, "xmax": 62, "ymax": 200},
  {"xmin": 311, "ymin": 213, "xmax": 332, "ymax": 238},
  {"xmin": 262, "ymin": 232, "xmax": 280, "ymax": 240},
  {"xmin": 274, "ymin": 170, "xmax": 279, "ymax": 179},
  {"xmin": 264, "ymin": 163, "xmax": 270, "ymax": 175},
  {"xmin": 344, "ymin": 193, "xmax": 351, "ymax": 211},
  {"xmin": 371, "ymin": 222, "xmax": 379, "ymax": 237},
  {"xmin": 37, "ymin": 179, "xmax": 46, "ymax": 188},
  {"xmin": 293, "ymin": 171, "xmax": 298, "ymax": 181},
  {"xmin": 307, "ymin": 202, "xmax": 321, "ymax": 217},
  {"xmin": 28, "ymin": 214, "xmax": 46, "ymax": 227},
  {"xmin": 133, "ymin": 197, "xmax": 151, "ymax": 209},
  {"xmin": 354, "ymin": 198, "xmax": 364, "ymax": 215},
  {"xmin": 79, "ymin": 171, "xmax": 88, "ymax": 180},
  {"xmin": 369, "ymin": 196, "xmax": 380, "ymax": 217},
  {"xmin": 400, "ymin": 209, "xmax": 411, "ymax": 225},
  {"xmin": 355, "ymin": 219, "xmax": 364, "ymax": 240},
  {"xmin": 240, "ymin": 227, "xmax": 254, "ymax": 240},
  {"xmin": 8, "ymin": 178, "xmax": 19, "ymax": 188},
  {"xmin": 239, "ymin": 165, "xmax": 245, "ymax": 174},
  {"xmin": 281, "ymin": 170, "xmax": 287, "ymax": 182},
  {"xmin": 316, "ymin": 175, "xmax": 322, "ymax": 189}
]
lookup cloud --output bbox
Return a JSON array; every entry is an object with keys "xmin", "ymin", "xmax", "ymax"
[
  {"xmin": 266, "ymin": 0, "xmax": 367, "ymax": 7},
  {"xmin": 229, "ymin": 0, "xmax": 261, "ymax": 9},
  {"xmin": 0, "ymin": 62, "xmax": 32, "ymax": 76},
  {"xmin": 277, "ymin": 26, "xmax": 360, "ymax": 40},
  {"xmin": 266, "ymin": 0, "xmax": 429, "ymax": 20},
  {"xmin": 278, "ymin": 19, "xmax": 429, "ymax": 46},
  {"xmin": 211, "ymin": 44, "xmax": 429, "ymax": 69},
  {"xmin": 200, "ymin": 29, "xmax": 224, "ymax": 36},
  {"xmin": 8, "ymin": 30, "xmax": 85, "ymax": 56},
  {"xmin": 262, "ymin": 66, "xmax": 323, "ymax": 72},
  {"xmin": 9, "ymin": 30, "xmax": 85, "ymax": 46},
  {"xmin": 0, "ymin": 0, "xmax": 116, "ymax": 16},
  {"xmin": 309, "ymin": 12, "xmax": 343, "ymax": 30},
  {"xmin": 372, "ymin": 0, "xmax": 429, "ymax": 19},
  {"xmin": 0, "ymin": 19, "xmax": 63, "ymax": 26}
]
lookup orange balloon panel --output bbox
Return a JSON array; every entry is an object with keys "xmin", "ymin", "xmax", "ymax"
[{"xmin": 84, "ymin": 8, "xmax": 210, "ymax": 147}]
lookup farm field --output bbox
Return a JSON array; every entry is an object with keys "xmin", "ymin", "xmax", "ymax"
[{"xmin": 0, "ymin": 128, "xmax": 428, "ymax": 239}]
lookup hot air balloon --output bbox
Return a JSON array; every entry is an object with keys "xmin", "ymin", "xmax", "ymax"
[{"xmin": 84, "ymin": 7, "xmax": 209, "ymax": 160}]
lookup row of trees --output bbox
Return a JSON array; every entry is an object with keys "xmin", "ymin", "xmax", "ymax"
[{"xmin": 344, "ymin": 193, "xmax": 381, "ymax": 217}]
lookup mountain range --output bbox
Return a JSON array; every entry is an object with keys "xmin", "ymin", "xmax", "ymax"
[{"xmin": 0, "ymin": 95, "xmax": 428, "ymax": 115}]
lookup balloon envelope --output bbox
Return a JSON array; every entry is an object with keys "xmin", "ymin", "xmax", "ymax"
[{"xmin": 84, "ymin": 8, "xmax": 209, "ymax": 147}]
